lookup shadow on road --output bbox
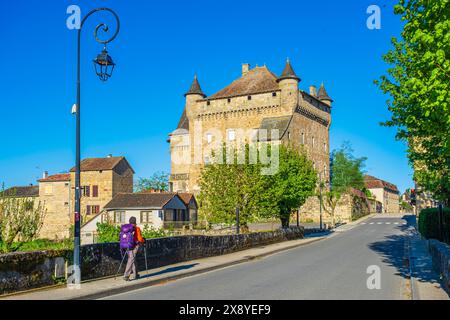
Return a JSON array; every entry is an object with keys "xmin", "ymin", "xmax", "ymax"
[
  {"xmin": 367, "ymin": 215, "xmax": 413, "ymax": 280},
  {"xmin": 140, "ymin": 263, "xmax": 199, "ymax": 280},
  {"xmin": 368, "ymin": 214, "xmax": 444, "ymax": 287}
]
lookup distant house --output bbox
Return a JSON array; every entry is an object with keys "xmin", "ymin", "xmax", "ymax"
[
  {"xmin": 364, "ymin": 175, "xmax": 400, "ymax": 213},
  {"xmin": 80, "ymin": 192, "xmax": 198, "ymax": 244},
  {"xmin": 36, "ymin": 155, "xmax": 134, "ymax": 240}
]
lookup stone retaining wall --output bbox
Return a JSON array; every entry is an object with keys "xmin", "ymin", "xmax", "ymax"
[
  {"xmin": 428, "ymin": 239, "xmax": 450, "ymax": 292},
  {"xmin": 0, "ymin": 227, "xmax": 303, "ymax": 295}
]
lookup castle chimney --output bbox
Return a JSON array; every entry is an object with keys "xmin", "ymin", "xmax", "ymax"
[
  {"xmin": 242, "ymin": 63, "xmax": 250, "ymax": 76},
  {"xmin": 43, "ymin": 171, "xmax": 48, "ymax": 179},
  {"xmin": 309, "ymin": 85, "xmax": 317, "ymax": 97}
]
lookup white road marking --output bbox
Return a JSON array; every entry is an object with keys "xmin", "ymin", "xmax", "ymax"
[
  {"xmin": 361, "ymin": 223, "xmax": 366, "ymax": 225},
  {"xmin": 369, "ymin": 222, "xmax": 374, "ymax": 225},
  {"xmin": 385, "ymin": 222, "xmax": 391, "ymax": 225},
  {"xmin": 377, "ymin": 222, "xmax": 382, "ymax": 224},
  {"xmin": 394, "ymin": 222, "xmax": 399, "ymax": 225}
]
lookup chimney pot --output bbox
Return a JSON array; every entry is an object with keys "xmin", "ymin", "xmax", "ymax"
[
  {"xmin": 43, "ymin": 171, "xmax": 48, "ymax": 179},
  {"xmin": 242, "ymin": 63, "xmax": 250, "ymax": 76},
  {"xmin": 309, "ymin": 85, "xmax": 317, "ymax": 97}
]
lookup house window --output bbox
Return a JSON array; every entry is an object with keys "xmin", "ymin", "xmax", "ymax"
[
  {"xmin": 228, "ymin": 129, "xmax": 236, "ymax": 141},
  {"xmin": 44, "ymin": 185, "xmax": 53, "ymax": 195},
  {"xmin": 158, "ymin": 210, "xmax": 163, "ymax": 220},
  {"xmin": 86, "ymin": 205, "xmax": 91, "ymax": 215},
  {"xmin": 82, "ymin": 186, "xmax": 90, "ymax": 197},
  {"xmin": 206, "ymin": 133, "xmax": 212, "ymax": 144},
  {"xmin": 92, "ymin": 185, "xmax": 99, "ymax": 197},
  {"xmin": 247, "ymin": 95, "xmax": 252, "ymax": 100},
  {"xmin": 114, "ymin": 211, "xmax": 126, "ymax": 224},
  {"xmin": 272, "ymin": 92, "xmax": 277, "ymax": 97},
  {"xmin": 140, "ymin": 211, "xmax": 152, "ymax": 223},
  {"xmin": 91, "ymin": 205, "xmax": 100, "ymax": 215}
]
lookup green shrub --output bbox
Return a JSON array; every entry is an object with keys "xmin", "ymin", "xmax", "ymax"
[
  {"xmin": 418, "ymin": 207, "xmax": 450, "ymax": 243},
  {"xmin": 0, "ymin": 239, "xmax": 72, "ymax": 254},
  {"xmin": 96, "ymin": 222, "xmax": 120, "ymax": 243}
]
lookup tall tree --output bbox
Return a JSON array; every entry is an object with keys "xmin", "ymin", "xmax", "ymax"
[
  {"xmin": 134, "ymin": 171, "xmax": 170, "ymax": 192},
  {"xmin": 322, "ymin": 143, "xmax": 367, "ymax": 227},
  {"xmin": 376, "ymin": 0, "xmax": 450, "ymax": 204}
]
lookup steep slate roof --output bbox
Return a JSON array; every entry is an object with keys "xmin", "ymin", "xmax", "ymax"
[
  {"xmin": 208, "ymin": 66, "xmax": 280, "ymax": 100},
  {"xmin": 176, "ymin": 108, "xmax": 189, "ymax": 131},
  {"xmin": 257, "ymin": 115, "xmax": 292, "ymax": 141},
  {"xmin": 177, "ymin": 193, "xmax": 196, "ymax": 206},
  {"xmin": 38, "ymin": 173, "xmax": 71, "ymax": 182},
  {"xmin": 2, "ymin": 185, "xmax": 39, "ymax": 197},
  {"xmin": 69, "ymin": 156, "xmax": 134, "ymax": 174},
  {"xmin": 317, "ymin": 83, "xmax": 333, "ymax": 102},
  {"xmin": 184, "ymin": 75, "xmax": 206, "ymax": 98},
  {"xmin": 104, "ymin": 192, "xmax": 178, "ymax": 209},
  {"xmin": 277, "ymin": 59, "xmax": 300, "ymax": 82},
  {"xmin": 364, "ymin": 175, "xmax": 399, "ymax": 194}
]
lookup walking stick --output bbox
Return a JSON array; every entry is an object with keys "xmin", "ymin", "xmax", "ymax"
[
  {"xmin": 115, "ymin": 248, "xmax": 128, "ymax": 280},
  {"xmin": 144, "ymin": 240, "xmax": 148, "ymax": 272}
]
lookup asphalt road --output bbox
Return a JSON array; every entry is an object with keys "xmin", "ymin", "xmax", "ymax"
[{"xmin": 104, "ymin": 214, "xmax": 414, "ymax": 300}]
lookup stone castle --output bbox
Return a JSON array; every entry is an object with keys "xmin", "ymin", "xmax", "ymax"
[{"xmin": 168, "ymin": 60, "xmax": 333, "ymax": 194}]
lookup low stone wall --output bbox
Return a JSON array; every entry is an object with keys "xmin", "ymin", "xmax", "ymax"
[
  {"xmin": 428, "ymin": 239, "xmax": 450, "ymax": 292},
  {"xmin": 0, "ymin": 227, "xmax": 303, "ymax": 295}
]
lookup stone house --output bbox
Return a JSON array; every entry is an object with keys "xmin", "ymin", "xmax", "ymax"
[
  {"xmin": 36, "ymin": 155, "xmax": 134, "ymax": 240},
  {"xmin": 80, "ymin": 192, "xmax": 197, "ymax": 244},
  {"xmin": 364, "ymin": 175, "xmax": 400, "ymax": 213},
  {"xmin": 168, "ymin": 60, "xmax": 332, "ymax": 221}
]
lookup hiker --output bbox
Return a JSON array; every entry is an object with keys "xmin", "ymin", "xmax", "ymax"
[{"xmin": 120, "ymin": 216, "xmax": 145, "ymax": 281}]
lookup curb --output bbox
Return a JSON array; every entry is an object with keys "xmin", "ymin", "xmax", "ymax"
[{"xmin": 72, "ymin": 237, "xmax": 326, "ymax": 300}]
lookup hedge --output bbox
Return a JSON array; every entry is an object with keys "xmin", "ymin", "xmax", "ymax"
[{"xmin": 418, "ymin": 207, "xmax": 450, "ymax": 244}]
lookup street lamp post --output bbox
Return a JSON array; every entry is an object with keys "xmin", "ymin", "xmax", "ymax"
[{"xmin": 72, "ymin": 7, "xmax": 120, "ymax": 285}]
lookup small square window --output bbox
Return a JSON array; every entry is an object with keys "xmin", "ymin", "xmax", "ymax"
[
  {"xmin": 207, "ymin": 101, "xmax": 211, "ymax": 106},
  {"xmin": 227, "ymin": 98, "xmax": 231, "ymax": 103},
  {"xmin": 247, "ymin": 95, "xmax": 252, "ymax": 100},
  {"xmin": 272, "ymin": 92, "xmax": 277, "ymax": 97},
  {"xmin": 228, "ymin": 129, "xmax": 236, "ymax": 141}
]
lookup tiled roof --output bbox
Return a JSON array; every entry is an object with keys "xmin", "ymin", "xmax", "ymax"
[
  {"xmin": 277, "ymin": 59, "xmax": 300, "ymax": 82},
  {"xmin": 184, "ymin": 75, "xmax": 206, "ymax": 98},
  {"xmin": 138, "ymin": 190, "xmax": 196, "ymax": 207},
  {"xmin": 364, "ymin": 175, "xmax": 399, "ymax": 194},
  {"xmin": 104, "ymin": 193, "xmax": 177, "ymax": 209},
  {"xmin": 176, "ymin": 108, "xmax": 189, "ymax": 131},
  {"xmin": 2, "ymin": 186, "xmax": 39, "ymax": 197},
  {"xmin": 70, "ymin": 156, "xmax": 133, "ymax": 173},
  {"xmin": 38, "ymin": 173, "xmax": 71, "ymax": 182},
  {"xmin": 257, "ymin": 115, "xmax": 292, "ymax": 141},
  {"xmin": 317, "ymin": 83, "xmax": 332, "ymax": 102},
  {"xmin": 207, "ymin": 66, "xmax": 280, "ymax": 100}
]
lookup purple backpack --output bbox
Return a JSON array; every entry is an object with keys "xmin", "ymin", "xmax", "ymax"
[{"xmin": 119, "ymin": 224, "xmax": 136, "ymax": 250}]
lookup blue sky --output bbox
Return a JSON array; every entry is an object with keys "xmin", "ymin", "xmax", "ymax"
[{"xmin": 0, "ymin": 0, "xmax": 413, "ymax": 192}]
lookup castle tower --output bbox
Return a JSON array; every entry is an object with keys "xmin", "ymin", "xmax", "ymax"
[
  {"xmin": 317, "ymin": 82, "xmax": 333, "ymax": 107},
  {"xmin": 277, "ymin": 59, "xmax": 300, "ymax": 114},
  {"xmin": 184, "ymin": 74, "xmax": 206, "ymax": 119}
]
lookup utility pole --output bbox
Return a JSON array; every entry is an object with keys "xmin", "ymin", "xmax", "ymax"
[{"xmin": 319, "ymin": 172, "xmax": 323, "ymax": 230}]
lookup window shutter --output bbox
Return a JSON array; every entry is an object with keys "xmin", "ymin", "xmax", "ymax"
[
  {"xmin": 93, "ymin": 185, "xmax": 98, "ymax": 197},
  {"xmin": 86, "ymin": 205, "xmax": 91, "ymax": 215},
  {"xmin": 86, "ymin": 186, "xmax": 90, "ymax": 197}
]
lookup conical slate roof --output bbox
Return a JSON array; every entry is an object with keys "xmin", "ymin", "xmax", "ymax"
[
  {"xmin": 184, "ymin": 75, "xmax": 206, "ymax": 98},
  {"xmin": 277, "ymin": 59, "xmax": 300, "ymax": 82},
  {"xmin": 317, "ymin": 82, "xmax": 333, "ymax": 102}
]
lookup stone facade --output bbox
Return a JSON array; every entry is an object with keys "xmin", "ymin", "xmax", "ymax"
[
  {"xmin": 364, "ymin": 175, "xmax": 400, "ymax": 213},
  {"xmin": 168, "ymin": 61, "xmax": 332, "ymax": 200},
  {"xmin": 37, "ymin": 156, "xmax": 134, "ymax": 240}
]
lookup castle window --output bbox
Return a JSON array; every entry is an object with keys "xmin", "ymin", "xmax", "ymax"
[
  {"xmin": 301, "ymin": 133, "xmax": 305, "ymax": 144},
  {"xmin": 272, "ymin": 92, "xmax": 277, "ymax": 97},
  {"xmin": 227, "ymin": 98, "xmax": 231, "ymax": 103},
  {"xmin": 207, "ymin": 101, "xmax": 211, "ymax": 106},
  {"xmin": 206, "ymin": 133, "xmax": 212, "ymax": 144},
  {"xmin": 228, "ymin": 129, "xmax": 236, "ymax": 141},
  {"xmin": 323, "ymin": 142, "xmax": 327, "ymax": 152},
  {"xmin": 287, "ymin": 131, "xmax": 291, "ymax": 140},
  {"xmin": 312, "ymin": 136, "xmax": 315, "ymax": 148},
  {"xmin": 247, "ymin": 95, "xmax": 252, "ymax": 100}
]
